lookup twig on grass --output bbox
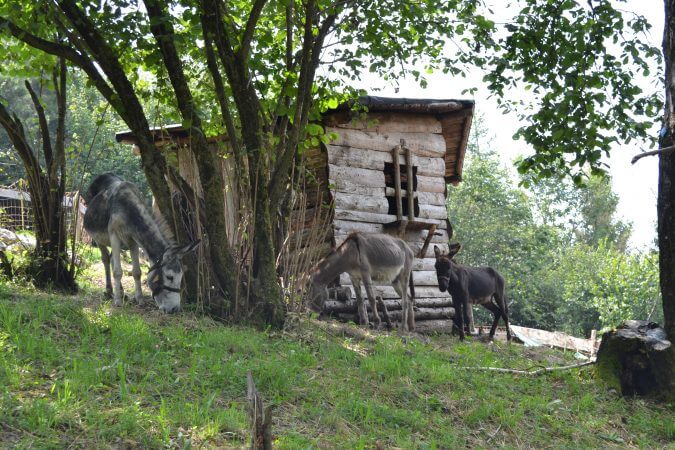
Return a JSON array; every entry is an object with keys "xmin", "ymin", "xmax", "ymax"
[{"xmin": 457, "ymin": 360, "xmax": 595, "ymax": 375}]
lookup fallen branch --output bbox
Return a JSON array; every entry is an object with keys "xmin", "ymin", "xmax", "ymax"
[
  {"xmin": 631, "ymin": 145, "xmax": 675, "ymax": 164},
  {"xmin": 458, "ymin": 360, "xmax": 595, "ymax": 375}
]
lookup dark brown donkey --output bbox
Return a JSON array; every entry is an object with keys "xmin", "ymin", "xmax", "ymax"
[{"xmin": 433, "ymin": 244, "xmax": 511, "ymax": 341}]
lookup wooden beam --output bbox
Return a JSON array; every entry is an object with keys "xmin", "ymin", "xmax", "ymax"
[
  {"xmin": 326, "ymin": 127, "xmax": 447, "ymax": 157},
  {"xmin": 419, "ymin": 223, "xmax": 437, "ymax": 258},
  {"xmin": 393, "ymin": 144, "xmax": 402, "ymax": 220},
  {"xmin": 405, "ymin": 144, "xmax": 414, "ymax": 221}
]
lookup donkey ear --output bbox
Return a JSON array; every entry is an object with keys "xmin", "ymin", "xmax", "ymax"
[
  {"xmin": 434, "ymin": 245, "xmax": 441, "ymax": 258},
  {"xmin": 448, "ymin": 243, "xmax": 462, "ymax": 258},
  {"xmin": 176, "ymin": 240, "xmax": 201, "ymax": 258}
]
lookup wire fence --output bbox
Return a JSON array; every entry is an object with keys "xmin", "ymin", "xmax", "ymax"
[{"xmin": 0, "ymin": 186, "xmax": 89, "ymax": 243}]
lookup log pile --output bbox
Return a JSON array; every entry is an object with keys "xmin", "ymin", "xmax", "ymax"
[{"xmin": 321, "ymin": 295, "xmax": 456, "ymax": 333}]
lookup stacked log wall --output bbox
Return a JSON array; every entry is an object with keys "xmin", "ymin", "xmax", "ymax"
[{"xmin": 319, "ymin": 112, "xmax": 456, "ymax": 330}]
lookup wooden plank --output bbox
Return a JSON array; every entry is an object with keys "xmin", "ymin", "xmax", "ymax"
[
  {"xmin": 334, "ymin": 231, "xmax": 448, "ymax": 249},
  {"xmin": 339, "ymin": 270, "xmax": 440, "ymax": 287},
  {"xmin": 414, "ymin": 320, "xmax": 455, "ymax": 334},
  {"xmin": 324, "ymin": 297, "xmax": 453, "ymax": 313},
  {"xmin": 334, "ymin": 234, "xmax": 449, "ymax": 254},
  {"xmin": 418, "ymin": 204, "xmax": 448, "ymax": 220},
  {"xmin": 405, "ymin": 147, "xmax": 414, "ymax": 221},
  {"xmin": 336, "ymin": 307, "xmax": 453, "ymax": 322},
  {"xmin": 393, "ymin": 144, "xmax": 403, "ymax": 220},
  {"xmin": 332, "ymin": 221, "xmax": 450, "ymax": 242},
  {"xmin": 327, "ymin": 127, "xmax": 447, "ymax": 157},
  {"xmin": 338, "ymin": 284, "xmax": 450, "ymax": 299},
  {"xmin": 413, "ymin": 258, "xmax": 439, "ymax": 271},
  {"xmin": 509, "ymin": 325, "xmax": 600, "ymax": 355},
  {"xmin": 334, "ymin": 193, "xmax": 388, "ymax": 215},
  {"xmin": 417, "ymin": 175, "xmax": 446, "ymax": 193},
  {"xmin": 329, "ymin": 112, "xmax": 443, "ymax": 134},
  {"xmin": 334, "ymin": 209, "xmax": 446, "ymax": 227},
  {"xmin": 331, "ymin": 184, "xmax": 384, "ymax": 197},
  {"xmin": 328, "ymin": 164, "xmax": 384, "ymax": 187},
  {"xmin": 326, "ymin": 145, "xmax": 446, "ymax": 177},
  {"xmin": 383, "ymin": 188, "xmax": 446, "ymax": 205}
]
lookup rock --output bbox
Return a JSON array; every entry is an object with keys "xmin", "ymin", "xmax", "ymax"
[
  {"xmin": 596, "ymin": 320, "xmax": 674, "ymax": 401},
  {"xmin": 0, "ymin": 228, "xmax": 36, "ymax": 251}
]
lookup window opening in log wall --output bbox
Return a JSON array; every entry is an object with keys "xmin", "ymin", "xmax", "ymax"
[{"xmin": 384, "ymin": 162, "xmax": 419, "ymax": 217}]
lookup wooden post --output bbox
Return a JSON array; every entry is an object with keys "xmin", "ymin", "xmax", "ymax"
[
  {"xmin": 418, "ymin": 223, "xmax": 437, "ymax": 258},
  {"xmin": 392, "ymin": 144, "xmax": 403, "ymax": 221},
  {"xmin": 404, "ymin": 140, "xmax": 414, "ymax": 220},
  {"xmin": 247, "ymin": 372, "xmax": 273, "ymax": 450}
]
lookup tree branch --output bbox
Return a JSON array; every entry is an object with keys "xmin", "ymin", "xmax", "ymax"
[
  {"xmin": 201, "ymin": 11, "xmax": 242, "ymax": 159},
  {"xmin": 0, "ymin": 15, "xmax": 116, "ymax": 105},
  {"xmin": 631, "ymin": 145, "xmax": 675, "ymax": 164},
  {"xmin": 0, "ymin": 101, "xmax": 43, "ymax": 189},
  {"xmin": 239, "ymin": 0, "xmax": 268, "ymax": 60},
  {"xmin": 268, "ymin": 5, "xmax": 338, "ymax": 206},
  {"xmin": 53, "ymin": 56, "xmax": 67, "ymax": 182},
  {"xmin": 24, "ymin": 80, "xmax": 54, "ymax": 172}
]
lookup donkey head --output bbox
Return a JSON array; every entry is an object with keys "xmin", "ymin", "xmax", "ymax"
[
  {"xmin": 147, "ymin": 240, "xmax": 200, "ymax": 314},
  {"xmin": 306, "ymin": 272, "xmax": 329, "ymax": 313},
  {"xmin": 433, "ymin": 244, "xmax": 461, "ymax": 292}
]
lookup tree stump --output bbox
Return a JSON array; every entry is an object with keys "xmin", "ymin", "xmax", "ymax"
[{"xmin": 595, "ymin": 320, "xmax": 674, "ymax": 401}]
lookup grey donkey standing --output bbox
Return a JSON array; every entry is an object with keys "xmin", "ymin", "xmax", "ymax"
[
  {"xmin": 83, "ymin": 174, "xmax": 199, "ymax": 313},
  {"xmin": 434, "ymin": 244, "xmax": 511, "ymax": 341},
  {"xmin": 308, "ymin": 232, "xmax": 416, "ymax": 331}
]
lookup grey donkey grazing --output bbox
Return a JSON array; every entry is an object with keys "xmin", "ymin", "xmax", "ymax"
[
  {"xmin": 83, "ymin": 174, "xmax": 199, "ymax": 313},
  {"xmin": 308, "ymin": 232, "xmax": 416, "ymax": 331},
  {"xmin": 434, "ymin": 244, "xmax": 511, "ymax": 341}
]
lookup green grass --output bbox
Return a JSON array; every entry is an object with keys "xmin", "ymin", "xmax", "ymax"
[{"xmin": 0, "ymin": 281, "xmax": 673, "ymax": 449}]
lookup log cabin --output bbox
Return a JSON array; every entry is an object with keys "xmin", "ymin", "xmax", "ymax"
[{"xmin": 297, "ymin": 96, "xmax": 474, "ymax": 332}]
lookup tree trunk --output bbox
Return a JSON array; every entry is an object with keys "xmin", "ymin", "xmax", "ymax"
[
  {"xmin": 661, "ymin": 0, "xmax": 675, "ymax": 340},
  {"xmin": 0, "ymin": 60, "xmax": 76, "ymax": 292},
  {"xmin": 251, "ymin": 194, "xmax": 287, "ymax": 328}
]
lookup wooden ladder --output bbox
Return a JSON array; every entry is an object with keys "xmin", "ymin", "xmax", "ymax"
[{"xmin": 385, "ymin": 139, "xmax": 437, "ymax": 258}]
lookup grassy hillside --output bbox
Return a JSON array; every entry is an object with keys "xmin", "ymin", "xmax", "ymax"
[{"xmin": 0, "ymin": 282, "xmax": 673, "ymax": 449}]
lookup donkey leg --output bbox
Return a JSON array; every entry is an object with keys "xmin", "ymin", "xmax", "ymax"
[
  {"xmin": 129, "ymin": 244, "xmax": 143, "ymax": 304},
  {"xmin": 362, "ymin": 275, "xmax": 382, "ymax": 329},
  {"xmin": 465, "ymin": 302, "xmax": 476, "ymax": 335},
  {"xmin": 483, "ymin": 302, "xmax": 502, "ymax": 341},
  {"xmin": 99, "ymin": 245, "xmax": 113, "ymax": 298},
  {"xmin": 453, "ymin": 296, "xmax": 466, "ymax": 341},
  {"xmin": 377, "ymin": 296, "xmax": 392, "ymax": 329},
  {"xmin": 393, "ymin": 278, "xmax": 414, "ymax": 332},
  {"xmin": 350, "ymin": 277, "xmax": 369, "ymax": 326},
  {"xmin": 495, "ymin": 293, "xmax": 511, "ymax": 341},
  {"xmin": 110, "ymin": 235, "xmax": 124, "ymax": 307}
]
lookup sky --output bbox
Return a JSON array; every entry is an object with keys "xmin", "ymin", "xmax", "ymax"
[{"xmin": 353, "ymin": 1, "xmax": 663, "ymax": 251}]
